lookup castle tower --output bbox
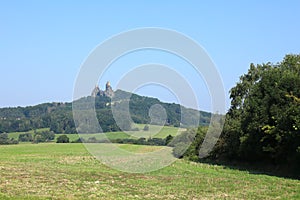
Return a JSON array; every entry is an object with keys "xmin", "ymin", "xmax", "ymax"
[
  {"xmin": 105, "ymin": 81, "xmax": 114, "ymax": 98},
  {"xmin": 91, "ymin": 82, "xmax": 114, "ymax": 98},
  {"xmin": 106, "ymin": 81, "xmax": 111, "ymax": 90},
  {"xmin": 91, "ymin": 85, "xmax": 100, "ymax": 97}
]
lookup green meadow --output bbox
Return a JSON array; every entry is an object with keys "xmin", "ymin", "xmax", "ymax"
[{"xmin": 0, "ymin": 143, "xmax": 299, "ymax": 199}]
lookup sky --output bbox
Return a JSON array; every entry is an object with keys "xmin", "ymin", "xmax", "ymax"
[{"xmin": 1, "ymin": 1, "xmax": 300, "ymax": 112}]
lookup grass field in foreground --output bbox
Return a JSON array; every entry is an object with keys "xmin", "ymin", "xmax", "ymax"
[
  {"xmin": 0, "ymin": 143, "xmax": 299, "ymax": 199},
  {"xmin": 8, "ymin": 125, "xmax": 185, "ymax": 142}
]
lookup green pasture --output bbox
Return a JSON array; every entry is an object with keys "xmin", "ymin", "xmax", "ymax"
[{"xmin": 0, "ymin": 143, "xmax": 299, "ymax": 199}]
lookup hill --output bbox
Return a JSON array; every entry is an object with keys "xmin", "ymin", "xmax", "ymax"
[{"xmin": 0, "ymin": 86, "xmax": 211, "ymax": 133}]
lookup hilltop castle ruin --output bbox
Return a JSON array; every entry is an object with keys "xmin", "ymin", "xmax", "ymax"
[{"xmin": 91, "ymin": 81, "xmax": 114, "ymax": 98}]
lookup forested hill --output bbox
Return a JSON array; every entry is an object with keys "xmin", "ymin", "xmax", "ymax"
[{"xmin": 0, "ymin": 89, "xmax": 211, "ymax": 133}]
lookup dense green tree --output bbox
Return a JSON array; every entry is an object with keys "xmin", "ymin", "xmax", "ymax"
[
  {"xmin": 56, "ymin": 135, "xmax": 70, "ymax": 143},
  {"xmin": 0, "ymin": 133, "xmax": 9, "ymax": 144},
  {"xmin": 171, "ymin": 127, "xmax": 207, "ymax": 159},
  {"xmin": 216, "ymin": 54, "xmax": 300, "ymax": 167},
  {"xmin": 33, "ymin": 131, "xmax": 55, "ymax": 143},
  {"xmin": 165, "ymin": 134, "xmax": 174, "ymax": 145},
  {"xmin": 0, "ymin": 133, "xmax": 18, "ymax": 144},
  {"xmin": 169, "ymin": 128, "xmax": 197, "ymax": 158},
  {"xmin": 18, "ymin": 133, "xmax": 33, "ymax": 142}
]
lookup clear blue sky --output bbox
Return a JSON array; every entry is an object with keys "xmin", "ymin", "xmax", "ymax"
[{"xmin": 1, "ymin": 1, "xmax": 300, "ymax": 112}]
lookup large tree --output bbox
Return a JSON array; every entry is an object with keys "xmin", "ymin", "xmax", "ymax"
[{"xmin": 218, "ymin": 55, "xmax": 300, "ymax": 165}]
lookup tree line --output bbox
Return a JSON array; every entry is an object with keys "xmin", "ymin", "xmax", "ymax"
[{"xmin": 171, "ymin": 54, "xmax": 300, "ymax": 177}]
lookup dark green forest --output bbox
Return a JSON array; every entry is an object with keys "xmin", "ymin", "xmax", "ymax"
[{"xmin": 0, "ymin": 90, "xmax": 211, "ymax": 134}]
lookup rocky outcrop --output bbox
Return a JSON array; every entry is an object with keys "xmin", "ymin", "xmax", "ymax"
[
  {"xmin": 91, "ymin": 85, "xmax": 101, "ymax": 97},
  {"xmin": 104, "ymin": 81, "xmax": 114, "ymax": 98},
  {"xmin": 91, "ymin": 81, "xmax": 114, "ymax": 98}
]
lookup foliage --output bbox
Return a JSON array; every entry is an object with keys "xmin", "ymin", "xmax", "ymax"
[
  {"xmin": 33, "ymin": 130, "xmax": 55, "ymax": 143},
  {"xmin": 0, "ymin": 90, "xmax": 210, "ymax": 134},
  {"xmin": 0, "ymin": 133, "xmax": 18, "ymax": 144},
  {"xmin": 113, "ymin": 136, "xmax": 168, "ymax": 146},
  {"xmin": 18, "ymin": 133, "xmax": 33, "ymax": 142},
  {"xmin": 171, "ymin": 127, "xmax": 207, "ymax": 159},
  {"xmin": 81, "ymin": 135, "xmax": 174, "ymax": 146},
  {"xmin": 165, "ymin": 134, "xmax": 174, "ymax": 145},
  {"xmin": 56, "ymin": 135, "xmax": 70, "ymax": 143},
  {"xmin": 86, "ymin": 137, "xmax": 96, "ymax": 143},
  {"xmin": 215, "ymin": 54, "xmax": 300, "ymax": 169}
]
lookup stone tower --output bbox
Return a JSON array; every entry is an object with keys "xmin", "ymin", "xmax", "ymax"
[
  {"xmin": 91, "ymin": 85, "xmax": 100, "ymax": 97},
  {"xmin": 104, "ymin": 81, "xmax": 114, "ymax": 98},
  {"xmin": 91, "ymin": 82, "xmax": 114, "ymax": 98}
]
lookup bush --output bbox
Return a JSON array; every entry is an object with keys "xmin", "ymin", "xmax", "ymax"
[
  {"xmin": 56, "ymin": 135, "xmax": 70, "ymax": 143},
  {"xmin": 165, "ymin": 134, "xmax": 173, "ymax": 145},
  {"xmin": 143, "ymin": 125, "xmax": 149, "ymax": 131},
  {"xmin": 136, "ymin": 137, "xmax": 146, "ymax": 145},
  {"xmin": 18, "ymin": 133, "xmax": 33, "ymax": 142},
  {"xmin": 171, "ymin": 127, "xmax": 207, "ymax": 159},
  {"xmin": 87, "ymin": 137, "xmax": 98, "ymax": 143},
  {"xmin": 168, "ymin": 128, "xmax": 196, "ymax": 147},
  {"xmin": 148, "ymin": 138, "xmax": 166, "ymax": 146},
  {"xmin": 33, "ymin": 131, "xmax": 55, "ymax": 143},
  {"xmin": 112, "ymin": 136, "xmax": 172, "ymax": 146},
  {"xmin": 172, "ymin": 142, "xmax": 188, "ymax": 158},
  {"xmin": 0, "ymin": 133, "xmax": 19, "ymax": 145}
]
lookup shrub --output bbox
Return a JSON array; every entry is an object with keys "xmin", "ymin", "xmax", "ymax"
[
  {"xmin": 165, "ymin": 134, "xmax": 174, "ymax": 145},
  {"xmin": 0, "ymin": 133, "xmax": 19, "ymax": 145},
  {"xmin": 18, "ymin": 133, "xmax": 33, "ymax": 142},
  {"xmin": 87, "ymin": 137, "xmax": 98, "ymax": 143},
  {"xmin": 56, "ymin": 135, "xmax": 70, "ymax": 143},
  {"xmin": 33, "ymin": 131, "xmax": 55, "ymax": 143},
  {"xmin": 143, "ymin": 125, "xmax": 149, "ymax": 131}
]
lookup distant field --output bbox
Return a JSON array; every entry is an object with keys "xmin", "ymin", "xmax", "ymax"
[
  {"xmin": 0, "ymin": 143, "xmax": 299, "ymax": 199},
  {"xmin": 8, "ymin": 128, "xmax": 50, "ymax": 140},
  {"xmin": 8, "ymin": 125, "xmax": 185, "ymax": 142}
]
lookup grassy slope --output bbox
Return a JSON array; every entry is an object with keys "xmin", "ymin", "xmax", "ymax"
[
  {"xmin": 0, "ymin": 143, "xmax": 299, "ymax": 200},
  {"xmin": 8, "ymin": 125, "xmax": 185, "ymax": 142},
  {"xmin": 8, "ymin": 128, "xmax": 50, "ymax": 140}
]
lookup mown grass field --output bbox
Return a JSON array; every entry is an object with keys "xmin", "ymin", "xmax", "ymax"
[
  {"xmin": 8, "ymin": 125, "xmax": 185, "ymax": 142},
  {"xmin": 0, "ymin": 143, "xmax": 299, "ymax": 199}
]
